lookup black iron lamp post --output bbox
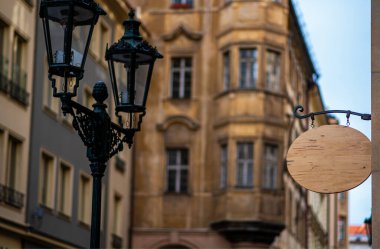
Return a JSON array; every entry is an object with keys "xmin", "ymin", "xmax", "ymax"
[
  {"xmin": 39, "ymin": 1, "xmax": 162, "ymax": 248},
  {"xmin": 364, "ymin": 215, "xmax": 372, "ymax": 246}
]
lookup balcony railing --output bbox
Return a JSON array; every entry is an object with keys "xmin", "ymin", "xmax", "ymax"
[
  {"xmin": 111, "ymin": 234, "xmax": 122, "ymax": 249},
  {"xmin": 0, "ymin": 183, "xmax": 24, "ymax": 209},
  {"xmin": 10, "ymin": 64, "xmax": 29, "ymax": 105},
  {"xmin": 0, "ymin": 55, "xmax": 9, "ymax": 93}
]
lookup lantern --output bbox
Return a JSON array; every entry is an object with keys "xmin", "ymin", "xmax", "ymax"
[
  {"xmin": 39, "ymin": 0, "xmax": 105, "ymax": 97},
  {"xmin": 106, "ymin": 10, "xmax": 163, "ymax": 131}
]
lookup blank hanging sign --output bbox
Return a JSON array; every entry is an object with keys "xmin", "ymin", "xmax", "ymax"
[{"xmin": 286, "ymin": 125, "xmax": 371, "ymax": 193}]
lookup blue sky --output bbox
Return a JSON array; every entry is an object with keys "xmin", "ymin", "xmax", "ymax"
[{"xmin": 296, "ymin": 0, "xmax": 371, "ymax": 225}]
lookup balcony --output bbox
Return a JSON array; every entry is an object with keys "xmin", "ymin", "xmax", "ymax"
[
  {"xmin": 0, "ymin": 183, "xmax": 24, "ymax": 209},
  {"xmin": 10, "ymin": 64, "xmax": 29, "ymax": 106},
  {"xmin": 111, "ymin": 234, "xmax": 123, "ymax": 249}
]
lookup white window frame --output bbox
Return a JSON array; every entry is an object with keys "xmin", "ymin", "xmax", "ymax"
[
  {"xmin": 223, "ymin": 51, "xmax": 230, "ymax": 91},
  {"xmin": 236, "ymin": 142, "xmax": 254, "ymax": 187},
  {"xmin": 170, "ymin": 57, "xmax": 192, "ymax": 99},
  {"xmin": 262, "ymin": 143, "xmax": 278, "ymax": 189},
  {"xmin": 57, "ymin": 160, "xmax": 73, "ymax": 216},
  {"xmin": 239, "ymin": 48, "xmax": 258, "ymax": 89},
  {"xmin": 78, "ymin": 172, "xmax": 92, "ymax": 225},
  {"xmin": 265, "ymin": 50, "xmax": 281, "ymax": 92},
  {"xmin": 166, "ymin": 148, "xmax": 189, "ymax": 193},
  {"xmin": 39, "ymin": 150, "xmax": 56, "ymax": 209}
]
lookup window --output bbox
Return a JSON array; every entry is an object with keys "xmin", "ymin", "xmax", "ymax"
[
  {"xmin": 262, "ymin": 144, "xmax": 278, "ymax": 189},
  {"xmin": 39, "ymin": 152, "xmax": 55, "ymax": 208},
  {"xmin": 236, "ymin": 142, "xmax": 253, "ymax": 187},
  {"xmin": 265, "ymin": 50, "xmax": 281, "ymax": 92},
  {"xmin": 166, "ymin": 149, "xmax": 189, "ymax": 193},
  {"xmin": 57, "ymin": 162, "xmax": 72, "ymax": 216},
  {"xmin": 240, "ymin": 49, "xmax": 258, "ymax": 89},
  {"xmin": 43, "ymin": 59, "xmax": 59, "ymax": 113},
  {"xmin": 112, "ymin": 194, "xmax": 122, "ymax": 235},
  {"xmin": 338, "ymin": 216, "xmax": 346, "ymax": 241},
  {"xmin": 220, "ymin": 144, "xmax": 228, "ymax": 189},
  {"xmin": 78, "ymin": 174, "xmax": 91, "ymax": 224},
  {"xmin": 0, "ymin": 21, "xmax": 8, "ymax": 93},
  {"xmin": 9, "ymin": 33, "xmax": 28, "ymax": 105},
  {"xmin": 223, "ymin": 51, "xmax": 230, "ymax": 91},
  {"xmin": 5, "ymin": 136, "xmax": 21, "ymax": 189},
  {"xmin": 171, "ymin": 57, "xmax": 192, "ymax": 99},
  {"xmin": 171, "ymin": 0, "xmax": 193, "ymax": 8},
  {"xmin": 338, "ymin": 192, "xmax": 346, "ymax": 200}
]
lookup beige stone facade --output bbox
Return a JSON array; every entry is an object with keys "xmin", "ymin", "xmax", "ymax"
[
  {"xmin": 0, "ymin": 0, "xmax": 35, "ymax": 247},
  {"xmin": 128, "ymin": 0, "xmax": 346, "ymax": 248}
]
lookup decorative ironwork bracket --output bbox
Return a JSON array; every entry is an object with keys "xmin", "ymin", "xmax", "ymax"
[
  {"xmin": 294, "ymin": 105, "xmax": 372, "ymax": 121},
  {"xmin": 60, "ymin": 81, "xmax": 135, "ymax": 165}
]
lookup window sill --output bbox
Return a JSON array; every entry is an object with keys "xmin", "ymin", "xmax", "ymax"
[
  {"xmin": 78, "ymin": 220, "xmax": 91, "ymax": 230},
  {"xmin": 170, "ymin": 3, "xmax": 193, "ymax": 9},
  {"xmin": 235, "ymin": 185, "xmax": 254, "ymax": 189},
  {"xmin": 43, "ymin": 105, "xmax": 59, "ymax": 120},
  {"xmin": 57, "ymin": 211, "xmax": 71, "ymax": 222},
  {"xmin": 164, "ymin": 191, "xmax": 191, "ymax": 197}
]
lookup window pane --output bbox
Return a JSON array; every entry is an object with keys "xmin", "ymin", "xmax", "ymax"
[
  {"xmin": 220, "ymin": 144, "xmax": 228, "ymax": 189},
  {"xmin": 168, "ymin": 150, "xmax": 177, "ymax": 165},
  {"xmin": 236, "ymin": 142, "xmax": 254, "ymax": 187},
  {"xmin": 263, "ymin": 144, "xmax": 278, "ymax": 189},
  {"xmin": 266, "ymin": 50, "xmax": 281, "ymax": 92},
  {"xmin": 171, "ymin": 57, "xmax": 192, "ymax": 99},
  {"xmin": 168, "ymin": 170, "xmax": 176, "ymax": 192},
  {"xmin": 240, "ymin": 49, "xmax": 257, "ymax": 88},
  {"xmin": 184, "ymin": 71, "xmax": 191, "ymax": 98},
  {"xmin": 172, "ymin": 72, "xmax": 180, "ymax": 98},
  {"xmin": 223, "ymin": 52, "xmax": 230, "ymax": 90},
  {"xmin": 180, "ymin": 149, "xmax": 188, "ymax": 164},
  {"xmin": 180, "ymin": 170, "xmax": 188, "ymax": 192},
  {"xmin": 166, "ymin": 148, "xmax": 189, "ymax": 193}
]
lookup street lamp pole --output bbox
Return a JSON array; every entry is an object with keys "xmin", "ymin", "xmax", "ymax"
[{"xmin": 39, "ymin": 1, "xmax": 162, "ymax": 248}]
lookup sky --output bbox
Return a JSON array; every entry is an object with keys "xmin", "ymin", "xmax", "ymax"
[{"xmin": 296, "ymin": 0, "xmax": 371, "ymax": 225}]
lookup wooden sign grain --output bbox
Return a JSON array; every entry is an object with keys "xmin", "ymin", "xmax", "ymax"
[{"xmin": 286, "ymin": 125, "xmax": 371, "ymax": 193}]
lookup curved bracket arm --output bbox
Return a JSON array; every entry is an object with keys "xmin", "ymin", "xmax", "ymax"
[{"xmin": 294, "ymin": 105, "xmax": 371, "ymax": 121}]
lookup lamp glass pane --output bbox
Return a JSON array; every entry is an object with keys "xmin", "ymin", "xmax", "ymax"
[
  {"xmin": 134, "ymin": 64, "xmax": 149, "ymax": 106},
  {"xmin": 48, "ymin": 19, "xmax": 65, "ymax": 65}
]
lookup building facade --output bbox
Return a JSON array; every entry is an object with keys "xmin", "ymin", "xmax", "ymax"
[
  {"xmin": 24, "ymin": 0, "xmax": 133, "ymax": 248},
  {"xmin": 129, "ymin": 0, "xmax": 347, "ymax": 248},
  {"xmin": 0, "ymin": 0, "xmax": 36, "ymax": 247}
]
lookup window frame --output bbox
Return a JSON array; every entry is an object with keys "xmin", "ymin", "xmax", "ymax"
[
  {"xmin": 235, "ymin": 142, "xmax": 254, "ymax": 188},
  {"xmin": 39, "ymin": 150, "xmax": 56, "ymax": 209},
  {"xmin": 220, "ymin": 144, "xmax": 228, "ymax": 190},
  {"xmin": 57, "ymin": 160, "xmax": 73, "ymax": 217},
  {"xmin": 262, "ymin": 143, "xmax": 279, "ymax": 189},
  {"xmin": 166, "ymin": 148, "xmax": 189, "ymax": 193},
  {"xmin": 222, "ymin": 51, "xmax": 230, "ymax": 91},
  {"xmin": 265, "ymin": 49, "xmax": 282, "ymax": 93},
  {"xmin": 170, "ymin": 57, "xmax": 192, "ymax": 99},
  {"xmin": 78, "ymin": 172, "xmax": 92, "ymax": 225},
  {"xmin": 239, "ymin": 48, "xmax": 258, "ymax": 89}
]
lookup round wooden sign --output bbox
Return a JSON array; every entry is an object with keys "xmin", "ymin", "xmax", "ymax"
[{"xmin": 287, "ymin": 125, "xmax": 371, "ymax": 193}]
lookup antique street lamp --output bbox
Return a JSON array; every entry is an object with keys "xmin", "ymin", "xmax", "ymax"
[
  {"xmin": 39, "ymin": 1, "xmax": 162, "ymax": 248},
  {"xmin": 364, "ymin": 215, "xmax": 372, "ymax": 246},
  {"xmin": 39, "ymin": 0, "xmax": 105, "ymax": 98},
  {"xmin": 106, "ymin": 10, "xmax": 163, "ymax": 147}
]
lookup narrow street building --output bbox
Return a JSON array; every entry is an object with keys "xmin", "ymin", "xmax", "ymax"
[
  {"xmin": 129, "ymin": 0, "xmax": 348, "ymax": 248},
  {"xmin": 0, "ymin": 0, "xmax": 36, "ymax": 247}
]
